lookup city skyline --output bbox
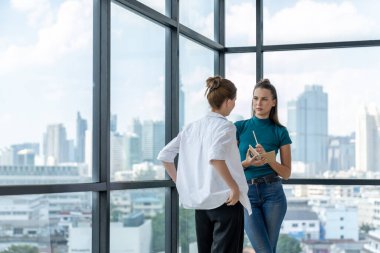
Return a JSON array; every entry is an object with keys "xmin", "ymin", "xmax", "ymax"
[
  {"xmin": 2, "ymin": 0, "xmax": 380, "ymax": 147},
  {"xmin": 1, "ymin": 0, "xmax": 380, "ymax": 252}
]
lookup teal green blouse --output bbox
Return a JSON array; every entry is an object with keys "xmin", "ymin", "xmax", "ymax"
[{"xmin": 234, "ymin": 117, "xmax": 292, "ymax": 180}]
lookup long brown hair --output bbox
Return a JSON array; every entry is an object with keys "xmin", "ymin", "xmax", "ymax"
[
  {"xmin": 205, "ymin": 76, "xmax": 236, "ymax": 109},
  {"xmin": 252, "ymin": 78, "xmax": 283, "ymax": 127}
]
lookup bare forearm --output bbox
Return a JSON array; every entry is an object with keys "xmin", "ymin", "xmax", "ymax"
[
  {"xmin": 242, "ymin": 159, "xmax": 250, "ymax": 169},
  {"xmin": 268, "ymin": 161, "xmax": 291, "ymax": 180},
  {"xmin": 162, "ymin": 162, "xmax": 177, "ymax": 182}
]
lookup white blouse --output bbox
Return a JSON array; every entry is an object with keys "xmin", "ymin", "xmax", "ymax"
[{"xmin": 157, "ymin": 112, "xmax": 251, "ymax": 214}]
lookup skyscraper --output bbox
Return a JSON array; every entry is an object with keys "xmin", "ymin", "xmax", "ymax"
[
  {"xmin": 125, "ymin": 132, "xmax": 141, "ymax": 169},
  {"xmin": 179, "ymin": 83, "xmax": 185, "ymax": 129},
  {"xmin": 76, "ymin": 112, "xmax": 88, "ymax": 163},
  {"xmin": 111, "ymin": 132, "xmax": 126, "ymax": 177},
  {"xmin": 328, "ymin": 134, "xmax": 355, "ymax": 172},
  {"xmin": 16, "ymin": 149, "xmax": 35, "ymax": 166},
  {"xmin": 356, "ymin": 105, "xmax": 380, "ymax": 172},
  {"xmin": 287, "ymin": 85, "xmax": 328, "ymax": 175},
  {"xmin": 111, "ymin": 114, "xmax": 118, "ymax": 133},
  {"xmin": 43, "ymin": 124, "xmax": 69, "ymax": 165},
  {"xmin": 10, "ymin": 143, "xmax": 39, "ymax": 166},
  {"xmin": 142, "ymin": 120, "xmax": 164, "ymax": 163}
]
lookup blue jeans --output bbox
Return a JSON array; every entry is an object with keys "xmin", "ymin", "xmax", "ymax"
[{"xmin": 244, "ymin": 180, "xmax": 287, "ymax": 253}]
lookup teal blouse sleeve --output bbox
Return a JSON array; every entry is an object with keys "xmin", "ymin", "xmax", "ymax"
[{"xmin": 277, "ymin": 126, "xmax": 292, "ymax": 147}]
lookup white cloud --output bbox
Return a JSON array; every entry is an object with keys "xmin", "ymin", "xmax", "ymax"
[
  {"xmin": 186, "ymin": 89, "xmax": 209, "ymax": 124},
  {"xmin": 179, "ymin": 0, "xmax": 214, "ymax": 39},
  {"xmin": 264, "ymin": 0, "xmax": 376, "ymax": 43},
  {"xmin": 138, "ymin": 0, "xmax": 165, "ymax": 14},
  {"xmin": 0, "ymin": 0, "xmax": 92, "ymax": 75},
  {"xmin": 226, "ymin": 54, "xmax": 256, "ymax": 119},
  {"xmin": 265, "ymin": 48, "xmax": 380, "ymax": 136},
  {"xmin": 141, "ymin": 78, "xmax": 165, "ymax": 121},
  {"xmin": 11, "ymin": 0, "xmax": 53, "ymax": 27},
  {"xmin": 181, "ymin": 66, "xmax": 212, "ymax": 124},
  {"xmin": 226, "ymin": 2, "xmax": 256, "ymax": 45}
]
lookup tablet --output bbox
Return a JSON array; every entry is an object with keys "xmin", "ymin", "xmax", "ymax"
[{"xmin": 261, "ymin": 150, "xmax": 276, "ymax": 163}]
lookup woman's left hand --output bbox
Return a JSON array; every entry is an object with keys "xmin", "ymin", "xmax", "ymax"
[
  {"xmin": 255, "ymin": 144, "xmax": 266, "ymax": 154},
  {"xmin": 250, "ymin": 144, "xmax": 267, "ymax": 166}
]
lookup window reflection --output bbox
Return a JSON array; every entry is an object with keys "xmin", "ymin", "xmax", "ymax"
[
  {"xmin": 264, "ymin": 0, "xmax": 380, "ymax": 44},
  {"xmin": 178, "ymin": 36, "xmax": 214, "ymax": 252},
  {"xmin": 111, "ymin": 3, "xmax": 166, "ymax": 181},
  {"xmin": 0, "ymin": 193, "xmax": 92, "ymax": 252},
  {"xmin": 265, "ymin": 48, "xmax": 380, "ymax": 179},
  {"xmin": 110, "ymin": 188, "xmax": 165, "ymax": 252},
  {"xmin": 180, "ymin": 0, "xmax": 214, "ymax": 40},
  {"xmin": 0, "ymin": 0, "xmax": 93, "ymax": 185}
]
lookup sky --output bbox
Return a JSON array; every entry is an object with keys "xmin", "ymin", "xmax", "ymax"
[{"xmin": 1, "ymin": 0, "xmax": 380, "ymax": 148}]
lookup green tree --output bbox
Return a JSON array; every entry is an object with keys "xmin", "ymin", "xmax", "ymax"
[
  {"xmin": 179, "ymin": 208, "xmax": 196, "ymax": 253},
  {"xmin": 0, "ymin": 245, "xmax": 39, "ymax": 253},
  {"xmin": 151, "ymin": 208, "xmax": 196, "ymax": 253},
  {"xmin": 276, "ymin": 234, "xmax": 302, "ymax": 253},
  {"xmin": 360, "ymin": 223, "xmax": 375, "ymax": 233},
  {"xmin": 151, "ymin": 211, "xmax": 165, "ymax": 252}
]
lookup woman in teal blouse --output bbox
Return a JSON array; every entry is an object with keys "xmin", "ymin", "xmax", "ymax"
[{"xmin": 235, "ymin": 79, "xmax": 292, "ymax": 253}]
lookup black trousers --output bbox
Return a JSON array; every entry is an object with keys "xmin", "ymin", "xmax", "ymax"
[{"xmin": 195, "ymin": 202, "xmax": 244, "ymax": 253}]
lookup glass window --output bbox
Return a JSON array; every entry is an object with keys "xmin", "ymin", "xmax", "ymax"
[
  {"xmin": 265, "ymin": 48, "xmax": 380, "ymax": 179},
  {"xmin": 179, "ymin": 36, "xmax": 214, "ymax": 127},
  {"xmin": 272, "ymin": 184, "xmax": 377, "ymax": 252},
  {"xmin": 178, "ymin": 36, "xmax": 214, "ymax": 251},
  {"xmin": 110, "ymin": 188, "xmax": 165, "ymax": 252},
  {"xmin": 0, "ymin": 192, "xmax": 92, "ymax": 252},
  {"xmin": 264, "ymin": 0, "xmax": 380, "ymax": 45},
  {"xmin": 180, "ymin": 0, "xmax": 214, "ymax": 40},
  {"xmin": 226, "ymin": 0, "xmax": 256, "ymax": 46},
  {"xmin": 0, "ymin": 0, "xmax": 93, "ymax": 185},
  {"xmin": 111, "ymin": 3, "xmax": 166, "ymax": 181},
  {"xmin": 136, "ymin": 0, "xmax": 166, "ymax": 15},
  {"xmin": 225, "ymin": 53, "xmax": 256, "ymax": 121}
]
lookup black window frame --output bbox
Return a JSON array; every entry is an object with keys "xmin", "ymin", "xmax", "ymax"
[{"xmin": 1, "ymin": 1, "xmax": 380, "ymax": 252}]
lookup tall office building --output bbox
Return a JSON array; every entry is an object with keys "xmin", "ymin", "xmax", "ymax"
[
  {"xmin": 132, "ymin": 118, "xmax": 143, "ymax": 161},
  {"xmin": 356, "ymin": 105, "xmax": 380, "ymax": 172},
  {"xmin": 142, "ymin": 120, "xmax": 164, "ymax": 163},
  {"xmin": 9, "ymin": 143, "xmax": 40, "ymax": 166},
  {"xmin": 76, "ymin": 112, "xmax": 87, "ymax": 163},
  {"xmin": 16, "ymin": 149, "xmax": 35, "ymax": 166},
  {"xmin": 125, "ymin": 132, "xmax": 141, "ymax": 169},
  {"xmin": 0, "ymin": 147, "xmax": 13, "ymax": 165},
  {"xmin": 179, "ymin": 83, "xmax": 185, "ymax": 129},
  {"xmin": 328, "ymin": 134, "xmax": 355, "ymax": 172},
  {"xmin": 43, "ymin": 124, "xmax": 69, "ymax": 165},
  {"xmin": 111, "ymin": 132, "xmax": 126, "ymax": 177},
  {"xmin": 111, "ymin": 114, "xmax": 118, "ymax": 133},
  {"xmin": 287, "ymin": 85, "xmax": 328, "ymax": 175}
]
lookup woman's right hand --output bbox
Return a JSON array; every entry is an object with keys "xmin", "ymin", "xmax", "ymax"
[
  {"xmin": 244, "ymin": 149, "xmax": 255, "ymax": 165},
  {"xmin": 226, "ymin": 185, "xmax": 240, "ymax": 206},
  {"xmin": 243, "ymin": 148, "xmax": 266, "ymax": 168}
]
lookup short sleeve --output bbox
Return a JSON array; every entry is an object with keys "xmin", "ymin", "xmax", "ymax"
[
  {"xmin": 157, "ymin": 132, "xmax": 182, "ymax": 162},
  {"xmin": 208, "ymin": 124, "xmax": 235, "ymax": 161},
  {"xmin": 278, "ymin": 127, "xmax": 292, "ymax": 147}
]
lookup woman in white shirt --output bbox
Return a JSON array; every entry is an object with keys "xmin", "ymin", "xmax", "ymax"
[{"xmin": 157, "ymin": 76, "xmax": 251, "ymax": 253}]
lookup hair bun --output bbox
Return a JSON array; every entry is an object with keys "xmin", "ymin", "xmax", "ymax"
[{"xmin": 206, "ymin": 76, "xmax": 222, "ymax": 92}]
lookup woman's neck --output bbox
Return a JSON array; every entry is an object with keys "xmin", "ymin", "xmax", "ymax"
[
  {"xmin": 255, "ymin": 114, "xmax": 269, "ymax": 119},
  {"xmin": 212, "ymin": 108, "xmax": 228, "ymax": 117}
]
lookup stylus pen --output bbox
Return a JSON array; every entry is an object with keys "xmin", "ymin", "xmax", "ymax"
[{"xmin": 252, "ymin": 130, "xmax": 259, "ymax": 146}]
